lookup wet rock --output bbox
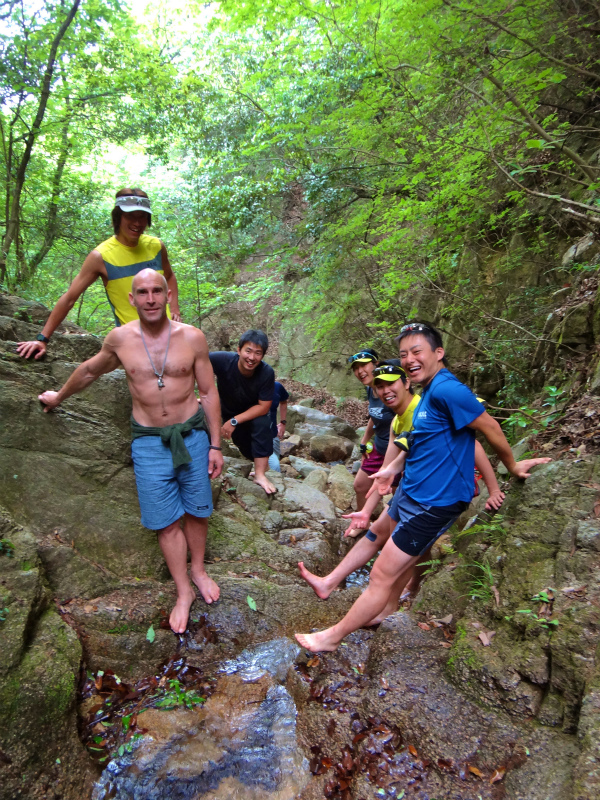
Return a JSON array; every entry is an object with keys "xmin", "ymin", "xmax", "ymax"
[
  {"xmin": 93, "ymin": 655, "xmax": 309, "ymax": 800},
  {"xmin": 309, "ymin": 433, "xmax": 354, "ymax": 462},
  {"xmin": 326, "ymin": 464, "xmax": 355, "ymax": 511}
]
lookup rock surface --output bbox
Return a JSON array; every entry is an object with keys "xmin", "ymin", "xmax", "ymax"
[{"xmin": 1, "ymin": 298, "xmax": 599, "ymax": 799}]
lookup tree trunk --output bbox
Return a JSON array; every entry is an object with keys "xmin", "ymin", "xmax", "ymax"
[{"xmin": 0, "ymin": 0, "xmax": 80, "ymax": 283}]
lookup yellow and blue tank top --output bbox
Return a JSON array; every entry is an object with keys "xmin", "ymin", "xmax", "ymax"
[
  {"xmin": 96, "ymin": 234, "xmax": 169, "ymax": 326},
  {"xmin": 391, "ymin": 394, "xmax": 421, "ymax": 436}
]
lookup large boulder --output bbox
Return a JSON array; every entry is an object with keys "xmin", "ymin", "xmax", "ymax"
[
  {"xmin": 0, "ymin": 510, "xmax": 93, "ymax": 800},
  {"xmin": 327, "ymin": 464, "xmax": 356, "ymax": 511},
  {"xmin": 309, "ymin": 433, "xmax": 354, "ymax": 462}
]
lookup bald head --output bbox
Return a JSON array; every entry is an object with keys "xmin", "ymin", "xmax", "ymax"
[
  {"xmin": 132, "ymin": 269, "xmax": 168, "ymax": 293},
  {"xmin": 129, "ymin": 269, "xmax": 171, "ymax": 324}
]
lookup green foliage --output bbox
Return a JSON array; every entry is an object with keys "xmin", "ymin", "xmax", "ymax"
[
  {"xmin": 0, "ymin": 607, "xmax": 9, "ymax": 623},
  {"xmin": 0, "ymin": 539, "xmax": 15, "ymax": 557},
  {"xmin": 453, "ymin": 515, "xmax": 506, "ymax": 547},
  {"xmin": 460, "ymin": 559, "xmax": 496, "ymax": 603},
  {"xmin": 154, "ymin": 678, "xmax": 205, "ymax": 710}
]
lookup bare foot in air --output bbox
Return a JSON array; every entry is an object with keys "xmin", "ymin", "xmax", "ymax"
[
  {"xmin": 254, "ymin": 474, "xmax": 277, "ymax": 496},
  {"xmin": 298, "ymin": 561, "xmax": 333, "ymax": 600},
  {"xmin": 295, "ymin": 629, "xmax": 341, "ymax": 653},
  {"xmin": 170, "ymin": 586, "xmax": 196, "ymax": 634},
  {"xmin": 191, "ymin": 569, "xmax": 220, "ymax": 604}
]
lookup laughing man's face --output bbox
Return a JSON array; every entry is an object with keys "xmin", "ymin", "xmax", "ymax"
[{"xmin": 398, "ymin": 334, "xmax": 444, "ymax": 386}]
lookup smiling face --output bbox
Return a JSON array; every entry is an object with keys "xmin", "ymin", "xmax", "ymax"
[
  {"xmin": 129, "ymin": 269, "xmax": 170, "ymax": 324},
  {"xmin": 351, "ymin": 360, "xmax": 376, "ymax": 386},
  {"xmin": 373, "ymin": 376, "xmax": 411, "ymax": 412},
  {"xmin": 118, "ymin": 210, "xmax": 149, "ymax": 245},
  {"xmin": 237, "ymin": 341, "xmax": 265, "ymax": 375},
  {"xmin": 398, "ymin": 333, "xmax": 445, "ymax": 387}
]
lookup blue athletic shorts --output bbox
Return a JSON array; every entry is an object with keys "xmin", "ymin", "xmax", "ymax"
[
  {"xmin": 131, "ymin": 428, "xmax": 213, "ymax": 531},
  {"xmin": 390, "ymin": 488, "xmax": 468, "ymax": 556}
]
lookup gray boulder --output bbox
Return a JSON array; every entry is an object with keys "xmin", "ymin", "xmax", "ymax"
[{"xmin": 309, "ymin": 433, "xmax": 354, "ymax": 462}]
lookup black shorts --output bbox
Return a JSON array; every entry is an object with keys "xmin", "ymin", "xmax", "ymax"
[
  {"xmin": 390, "ymin": 488, "xmax": 468, "ymax": 556},
  {"xmin": 228, "ymin": 413, "xmax": 273, "ymax": 461}
]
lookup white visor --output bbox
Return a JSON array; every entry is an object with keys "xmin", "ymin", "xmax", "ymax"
[{"xmin": 114, "ymin": 195, "xmax": 152, "ymax": 214}]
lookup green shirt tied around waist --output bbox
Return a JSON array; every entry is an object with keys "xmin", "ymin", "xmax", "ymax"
[{"xmin": 131, "ymin": 407, "xmax": 208, "ymax": 469}]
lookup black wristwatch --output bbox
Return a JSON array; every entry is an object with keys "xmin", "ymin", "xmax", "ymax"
[
  {"xmin": 36, "ymin": 333, "xmax": 50, "ymax": 343},
  {"xmin": 230, "ymin": 418, "xmax": 238, "ymax": 427}
]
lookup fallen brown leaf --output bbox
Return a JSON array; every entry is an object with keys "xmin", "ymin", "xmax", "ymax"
[
  {"xmin": 417, "ymin": 622, "xmax": 431, "ymax": 631},
  {"xmin": 440, "ymin": 642, "xmax": 452, "ymax": 648},
  {"xmin": 380, "ymin": 676, "xmax": 390, "ymax": 689},
  {"xmin": 307, "ymin": 656, "xmax": 320, "ymax": 668},
  {"xmin": 490, "ymin": 767, "xmax": 506, "ymax": 783},
  {"xmin": 478, "ymin": 632, "xmax": 491, "ymax": 646},
  {"xmin": 468, "ymin": 765, "xmax": 483, "ymax": 778},
  {"xmin": 492, "ymin": 586, "xmax": 500, "ymax": 606},
  {"xmin": 437, "ymin": 614, "xmax": 453, "ymax": 625},
  {"xmin": 408, "ymin": 745, "xmax": 418, "ymax": 757},
  {"xmin": 290, "ymin": 535, "xmax": 297, "ymax": 544}
]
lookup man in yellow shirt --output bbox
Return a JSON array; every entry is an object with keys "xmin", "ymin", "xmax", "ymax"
[{"xmin": 17, "ymin": 188, "xmax": 180, "ymax": 359}]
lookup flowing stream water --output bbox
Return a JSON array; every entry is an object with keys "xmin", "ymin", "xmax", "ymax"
[{"xmin": 92, "ymin": 639, "xmax": 308, "ymax": 800}]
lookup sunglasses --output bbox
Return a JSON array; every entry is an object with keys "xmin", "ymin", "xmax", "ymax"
[
  {"xmin": 348, "ymin": 351, "xmax": 377, "ymax": 364},
  {"xmin": 399, "ymin": 323, "xmax": 430, "ymax": 334},
  {"xmin": 372, "ymin": 364, "xmax": 407, "ymax": 380}
]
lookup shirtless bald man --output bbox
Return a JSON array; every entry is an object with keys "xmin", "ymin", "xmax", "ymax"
[{"xmin": 39, "ymin": 269, "xmax": 223, "ymax": 634}]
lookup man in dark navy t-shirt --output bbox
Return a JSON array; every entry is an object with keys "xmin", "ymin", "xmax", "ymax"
[{"xmin": 209, "ymin": 329, "xmax": 276, "ymax": 495}]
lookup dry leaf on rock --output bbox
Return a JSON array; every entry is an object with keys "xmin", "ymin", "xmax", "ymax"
[{"xmin": 490, "ymin": 767, "xmax": 506, "ymax": 783}]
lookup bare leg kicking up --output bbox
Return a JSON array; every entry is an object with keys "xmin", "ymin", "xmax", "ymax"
[
  {"xmin": 298, "ymin": 512, "xmax": 393, "ymax": 599},
  {"xmin": 296, "ymin": 537, "xmax": 417, "ymax": 652}
]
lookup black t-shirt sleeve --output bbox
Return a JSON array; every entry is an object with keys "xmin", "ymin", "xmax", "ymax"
[
  {"xmin": 208, "ymin": 351, "xmax": 234, "ymax": 378},
  {"xmin": 258, "ymin": 365, "xmax": 275, "ymax": 402}
]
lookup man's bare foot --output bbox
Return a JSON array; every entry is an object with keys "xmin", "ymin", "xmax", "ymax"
[
  {"xmin": 298, "ymin": 561, "xmax": 334, "ymax": 599},
  {"xmin": 254, "ymin": 474, "xmax": 277, "ymax": 496},
  {"xmin": 170, "ymin": 587, "xmax": 196, "ymax": 634},
  {"xmin": 191, "ymin": 569, "xmax": 220, "ymax": 604},
  {"xmin": 295, "ymin": 629, "xmax": 341, "ymax": 653}
]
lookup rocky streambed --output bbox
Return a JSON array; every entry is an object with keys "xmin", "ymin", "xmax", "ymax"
[{"xmin": 1, "ymin": 298, "xmax": 600, "ymax": 800}]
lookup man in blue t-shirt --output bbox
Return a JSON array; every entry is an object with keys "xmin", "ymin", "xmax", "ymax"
[
  {"xmin": 268, "ymin": 380, "xmax": 290, "ymax": 472},
  {"xmin": 209, "ymin": 329, "xmax": 276, "ymax": 495},
  {"xmin": 296, "ymin": 321, "xmax": 551, "ymax": 653}
]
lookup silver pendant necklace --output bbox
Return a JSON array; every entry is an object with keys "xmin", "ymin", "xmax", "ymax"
[{"xmin": 139, "ymin": 320, "xmax": 172, "ymax": 389}]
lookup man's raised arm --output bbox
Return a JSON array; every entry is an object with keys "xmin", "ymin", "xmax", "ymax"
[
  {"xmin": 192, "ymin": 330, "xmax": 223, "ymax": 479},
  {"xmin": 38, "ymin": 332, "xmax": 122, "ymax": 411},
  {"xmin": 18, "ymin": 251, "xmax": 104, "ymax": 360},
  {"xmin": 161, "ymin": 244, "xmax": 181, "ymax": 322}
]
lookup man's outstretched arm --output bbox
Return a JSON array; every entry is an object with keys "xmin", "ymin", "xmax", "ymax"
[
  {"xmin": 18, "ymin": 251, "xmax": 104, "ymax": 360},
  {"xmin": 468, "ymin": 411, "xmax": 551, "ymax": 479},
  {"xmin": 38, "ymin": 334, "xmax": 121, "ymax": 411}
]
